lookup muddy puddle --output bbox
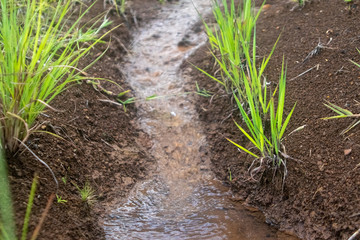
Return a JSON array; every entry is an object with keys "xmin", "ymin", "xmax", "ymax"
[{"xmin": 103, "ymin": 1, "xmax": 299, "ymax": 239}]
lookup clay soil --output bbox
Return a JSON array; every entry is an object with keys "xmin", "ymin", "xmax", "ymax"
[
  {"xmin": 183, "ymin": 0, "xmax": 360, "ymax": 239},
  {"xmin": 7, "ymin": 0, "xmax": 360, "ymax": 239}
]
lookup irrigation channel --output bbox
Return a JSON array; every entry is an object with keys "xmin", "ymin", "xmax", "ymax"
[{"xmin": 103, "ymin": 1, "xmax": 299, "ymax": 239}]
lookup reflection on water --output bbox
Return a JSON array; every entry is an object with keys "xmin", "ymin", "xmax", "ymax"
[{"xmin": 103, "ymin": 0, "xmax": 299, "ymax": 239}]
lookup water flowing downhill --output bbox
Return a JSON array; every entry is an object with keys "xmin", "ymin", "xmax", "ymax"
[{"xmin": 103, "ymin": 1, "xmax": 298, "ymax": 239}]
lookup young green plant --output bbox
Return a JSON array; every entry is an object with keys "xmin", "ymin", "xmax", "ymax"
[
  {"xmin": 293, "ymin": 0, "xmax": 308, "ymax": 7},
  {"xmin": 197, "ymin": 0, "xmax": 264, "ymax": 103},
  {"xmin": 75, "ymin": 182, "xmax": 96, "ymax": 205},
  {"xmin": 227, "ymin": 33, "xmax": 295, "ymax": 180},
  {"xmin": 200, "ymin": 0, "xmax": 296, "ymax": 182},
  {"xmin": 56, "ymin": 195, "xmax": 68, "ymax": 204},
  {"xmin": 0, "ymin": 0, "xmax": 112, "ymax": 153}
]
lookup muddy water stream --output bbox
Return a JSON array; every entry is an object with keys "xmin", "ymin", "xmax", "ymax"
[{"xmin": 104, "ymin": 1, "xmax": 298, "ymax": 239}]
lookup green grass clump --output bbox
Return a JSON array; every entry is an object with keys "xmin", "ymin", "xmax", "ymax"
[
  {"xmin": 201, "ymin": 0, "xmax": 296, "ymax": 181},
  {"xmin": 0, "ymin": 0, "xmax": 111, "ymax": 153},
  {"xmin": 227, "ymin": 31, "xmax": 295, "ymax": 180},
  {"xmin": 198, "ymin": 0, "xmax": 263, "ymax": 103},
  {"xmin": 75, "ymin": 182, "xmax": 96, "ymax": 205}
]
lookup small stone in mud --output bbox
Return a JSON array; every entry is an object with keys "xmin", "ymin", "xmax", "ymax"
[
  {"xmin": 122, "ymin": 177, "xmax": 133, "ymax": 186},
  {"xmin": 193, "ymin": 25, "xmax": 202, "ymax": 33},
  {"xmin": 178, "ymin": 39, "xmax": 192, "ymax": 48},
  {"xmin": 317, "ymin": 161, "xmax": 325, "ymax": 171},
  {"xmin": 152, "ymin": 34, "xmax": 160, "ymax": 39},
  {"xmin": 344, "ymin": 149, "xmax": 352, "ymax": 156}
]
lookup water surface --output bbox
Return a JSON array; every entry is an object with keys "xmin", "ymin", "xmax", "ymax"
[{"xmin": 103, "ymin": 1, "xmax": 298, "ymax": 239}]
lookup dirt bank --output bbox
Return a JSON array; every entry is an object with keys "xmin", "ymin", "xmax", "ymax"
[
  {"xmin": 183, "ymin": 0, "xmax": 360, "ymax": 239},
  {"xmin": 8, "ymin": 1, "xmax": 161, "ymax": 239}
]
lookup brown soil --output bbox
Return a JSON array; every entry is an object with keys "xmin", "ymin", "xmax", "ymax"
[
  {"xmin": 183, "ymin": 0, "xmax": 360, "ymax": 239},
  {"xmin": 8, "ymin": 1, "xmax": 161, "ymax": 239},
  {"xmin": 8, "ymin": 0, "xmax": 360, "ymax": 239}
]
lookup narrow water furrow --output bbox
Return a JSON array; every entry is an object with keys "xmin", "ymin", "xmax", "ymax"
[{"xmin": 103, "ymin": 1, "xmax": 298, "ymax": 239}]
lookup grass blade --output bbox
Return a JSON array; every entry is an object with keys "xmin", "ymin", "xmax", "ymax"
[{"xmin": 226, "ymin": 138, "xmax": 259, "ymax": 158}]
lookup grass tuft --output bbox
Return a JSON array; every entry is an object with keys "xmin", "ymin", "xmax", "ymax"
[
  {"xmin": 200, "ymin": 0, "xmax": 264, "ymax": 102},
  {"xmin": 0, "ymin": 0, "xmax": 111, "ymax": 153},
  {"xmin": 74, "ymin": 181, "xmax": 96, "ymax": 205},
  {"xmin": 200, "ymin": 0, "xmax": 296, "ymax": 183}
]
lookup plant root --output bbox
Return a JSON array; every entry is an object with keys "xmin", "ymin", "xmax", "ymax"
[
  {"xmin": 302, "ymin": 38, "xmax": 333, "ymax": 64},
  {"xmin": 348, "ymin": 228, "xmax": 360, "ymax": 240},
  {"xmin": 289, "ymin": 64, "xmax": 319, "ymax": 81}
]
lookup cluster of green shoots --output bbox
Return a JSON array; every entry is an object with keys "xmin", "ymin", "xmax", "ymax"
[
  {"xmin": 201, "ymin": 0, "xmax": 296, "ymax": 180},
  {"xmin": 294, "ymin": 0, "xmax": 309, "ymax": 7},
  {"xmin": 74, "ymin": 181, "xmax": 97, "ymax": 205},
  {"xmin": 198, "ymin": 0, "xmax": 261, "ymax": 102},
  {"xmin": 0, "ymin": 0, "xmax": 112, "ymax": 153},
  {"xmin": 0, "ymin": 0, "xmax": 110, "ymax": 238},
  {"xmin": 107, "ymin": 0, "xmax": 126, "ymax": 14}
]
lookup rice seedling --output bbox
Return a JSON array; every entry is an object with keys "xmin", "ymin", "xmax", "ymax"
[
  {"xmin": 292, "ymin": 0, "xmax": 309, "ymax": 7},
  {"xmin": 228, "ymin": 168, "xmax": 232, "ymax": 181},
  {"xmin": 199, "ymin": 0, "xmax": 264, "ymax": 103},
  {"xmin": 120, "ymin": 0, "xmax": 126, "ymax": 13},
  {"xmin": 105, "ymin": 0, "xmax": 126, "ymax": 14},
  {"xmin": 200, "ymin": 0, "xmax": 296, "ymax": 182},
  {"xmin": 74, "ymin": 182, "xmax": 96, "ymax": 205},
  {"xmin": 61, "ymin": 176, "xmax": 67, "ymax": 185},
  {"xmin": 116, "ymin": 0, "xmax": 127, "ymax": 14},
  {"xmin": 227, "ymin": 34, "xmax": 296, "ymax": 180},
  {"xmin": 0, "ymin": 0, "xmax": 112, "ymax": 153},
  {"xmin": 117, "ymin": 96, "xmax": 136, "ymax": 112},
  {"xmin": 56, "ymin": 195, "xmax": 67, "ymax": 204}
]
